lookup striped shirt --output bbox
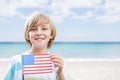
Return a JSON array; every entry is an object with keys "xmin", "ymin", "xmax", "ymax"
[{"xmin": 4, "ymin": 52, "xmax": 71, "ymax": 80}]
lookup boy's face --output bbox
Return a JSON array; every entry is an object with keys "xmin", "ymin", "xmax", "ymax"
[{"xmin": 28, "ymin": 23, "xmax": 52, "ymax": 49}]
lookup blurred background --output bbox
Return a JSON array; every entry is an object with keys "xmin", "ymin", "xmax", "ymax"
[{"xmin": 0, "ymin": 0, "xmax": 120, "ymax": 59}]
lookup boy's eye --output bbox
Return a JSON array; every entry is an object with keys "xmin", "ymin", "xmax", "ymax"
[
  {"xmin": 42, "ymin": 24, "xmax": 50, "ymax": 30},
  {"xmin": 30, "ymin": 28, "xmax": 37, "ymax": 31},
  {"xmin": 42, "ymin": 27, "xmax": 48, "ymax": 30}
]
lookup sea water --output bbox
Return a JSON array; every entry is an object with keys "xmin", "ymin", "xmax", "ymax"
[{"xmin": 0, "ymin": 42, "xmax": 120, "ymax": 59}]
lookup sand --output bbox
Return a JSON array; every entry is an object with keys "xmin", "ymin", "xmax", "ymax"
[
  {"xmin": 1, "ymin": 58, "xmax": 120, "ymax": 80},
  {"xmin": 0, "ymin": 59, "xmax": 10, "ymax": 80},
  {"xmin": 66, "ymin": 58, "xmax": 120, "ymax": 80}
]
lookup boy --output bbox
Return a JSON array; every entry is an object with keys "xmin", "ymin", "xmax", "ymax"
[{"xmin": 4, "ymin": 13, "xmax": 71, "ymax": 80}]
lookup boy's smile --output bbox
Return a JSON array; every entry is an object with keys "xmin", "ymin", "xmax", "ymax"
[{"xmin": 35, "ymin": 36, "xmax": 45, "ymax": 41}]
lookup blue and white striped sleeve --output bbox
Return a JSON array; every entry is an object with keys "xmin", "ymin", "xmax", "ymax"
[
  {"xmin": 3, "ymin": 55, "xmax": 22, "ymax": 80},
  {"xmin": 3, "ymin": 57, "xmax": 15, "ymax": 80}
]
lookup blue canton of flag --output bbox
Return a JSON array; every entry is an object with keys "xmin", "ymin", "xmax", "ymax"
[{"xmin": 22, "ymin": 55, "xmax": 34, "ymax": 65}]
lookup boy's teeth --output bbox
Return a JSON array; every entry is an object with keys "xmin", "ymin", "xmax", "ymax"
[{"xmin": 36, "ymin": 38, "xmax": 44, "ymax": 40}]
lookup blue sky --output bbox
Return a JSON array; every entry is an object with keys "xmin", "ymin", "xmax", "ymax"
[{"xmin": 0, "ymin": 0, "xmax": 120, "ymax": 42}]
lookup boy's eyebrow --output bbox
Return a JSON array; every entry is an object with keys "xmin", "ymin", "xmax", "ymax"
[
  {"xmin": 31, "ymin": 26, "xmax": 36, "ymax": 28},
  {"xmin": 29, "ymin": 26, "xmax": 36, "ymax": 30},
  {"xmin": 41, "ymin": 24, "xmax": 50, "ymax": 27}
]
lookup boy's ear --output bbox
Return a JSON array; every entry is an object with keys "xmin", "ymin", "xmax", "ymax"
[
  {"xmin": 50, "ymin": 36, "xmax": 53, "ymax": 39},
  {"xmin": 27, "ymin": 35, "xmax": 30, "ymax": 40}
]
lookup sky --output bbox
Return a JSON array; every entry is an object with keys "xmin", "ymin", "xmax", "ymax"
[{"xmin": 0, "ymin": 0, "xmax": 120, "ymax": 42}]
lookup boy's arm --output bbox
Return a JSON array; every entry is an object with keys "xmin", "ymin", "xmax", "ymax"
[{"xmin": 57, "ymin": 72, "xmax": 65, "ymax": 80}]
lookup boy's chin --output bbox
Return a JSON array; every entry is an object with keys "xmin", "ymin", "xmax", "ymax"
[{"xmin": 34, "ymin": 44, "xmax": 46, "ymax": 48}]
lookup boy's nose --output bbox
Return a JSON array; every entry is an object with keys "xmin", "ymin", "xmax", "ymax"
[{"xmin": 36, "ymin": 28, "xmax": 44, "ymax": 35}]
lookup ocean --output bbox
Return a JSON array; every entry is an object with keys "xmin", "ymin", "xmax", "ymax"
[{"xmin": 0, "ymin": 42, "xmax": 120, "ymax": 59}]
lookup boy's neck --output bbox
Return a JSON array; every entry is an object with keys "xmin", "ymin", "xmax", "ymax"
[{"xmin": 28, "ymin": 47, "xmax": 48, "ymax": 54}]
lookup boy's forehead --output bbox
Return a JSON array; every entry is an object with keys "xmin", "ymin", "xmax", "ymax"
[{"xmin": 33, "ymin": 23, "xmax": 50, "ymax": 27}]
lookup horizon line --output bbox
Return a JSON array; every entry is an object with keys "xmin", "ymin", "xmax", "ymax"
[{"xmin": 0, "ymin": 41, "xmax": 120, "ymax": 43}]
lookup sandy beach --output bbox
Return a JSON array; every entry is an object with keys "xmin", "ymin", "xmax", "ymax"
[
  {"xmin": 0, "ymin": 59, "xmax": 10, "ymax": 80},
  {"xmin": 66, "ymin": 58, "xmax": 120, "ymax": 80},
  {"xmin": 1, "ymin": 58, "xmax": 120, "ymax": 80}
]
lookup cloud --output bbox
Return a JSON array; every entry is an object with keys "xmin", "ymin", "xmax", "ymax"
[
  {"xmin": 0, "ymin": 0, "xmax": 120, "ymax": 23},
  {"xmin": 0, "ymin": 0, "xmax": 49, "ymax": 19},
  {"xmin": 95, "ymin": 0, "xmax": 120, "ymax": 23}
]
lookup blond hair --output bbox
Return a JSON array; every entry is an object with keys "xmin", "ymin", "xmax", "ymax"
[{"xmin": 24, "ymin": 13, "xmax": 56, "ymax": 48}]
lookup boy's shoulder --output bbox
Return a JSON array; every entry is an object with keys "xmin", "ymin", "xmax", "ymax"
[{"xmin": 11, "ymin": 51, "xmax": 28, "ymax": 63}]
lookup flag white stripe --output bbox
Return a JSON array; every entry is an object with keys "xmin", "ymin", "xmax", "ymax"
[{"xmin": 24, "ymin": 70, "xmax": 53, "ymax": 74}]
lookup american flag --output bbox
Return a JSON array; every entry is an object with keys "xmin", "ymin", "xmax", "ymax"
[{"xmin": 22, "ymin": 54, "xmax": 53, "ymax": 74}]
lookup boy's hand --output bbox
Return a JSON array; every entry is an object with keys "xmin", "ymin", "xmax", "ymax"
[{"xmin": 50, "ymin": 54, "xmax": 64, "ymax": 75}]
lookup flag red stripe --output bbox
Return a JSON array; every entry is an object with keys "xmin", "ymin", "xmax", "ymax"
[
  {"xmin": 24, "ymin": 68, "xmax": 52, "ymax": 72},
  {"xmin": 35, "ymin": 61, "xmax": 52, "ymax": 63},
  {"xmin": 34, "ymin": 62, "xmax": 52, "ymax": 65},
  {"xmin": 34, "ymin": 54, "xmax": 50, "ymax": 55},
  {"xmin": 34, "ymin": 54, "xmax": 51, "ymax": 56},
  {"xmin": 23, "ymin": 66, "xmax": 52, "ymax": 68},
  {"xmin": 35, "ymin": 56, "xmax": 50, "ymax": 58},
  {"xmin": 35, "ymin": 60, "xmax": 52, "ymax": 62},
  {"xmin": 24, "ymin": 71, "xmax": 53, "ymax": 74}
]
